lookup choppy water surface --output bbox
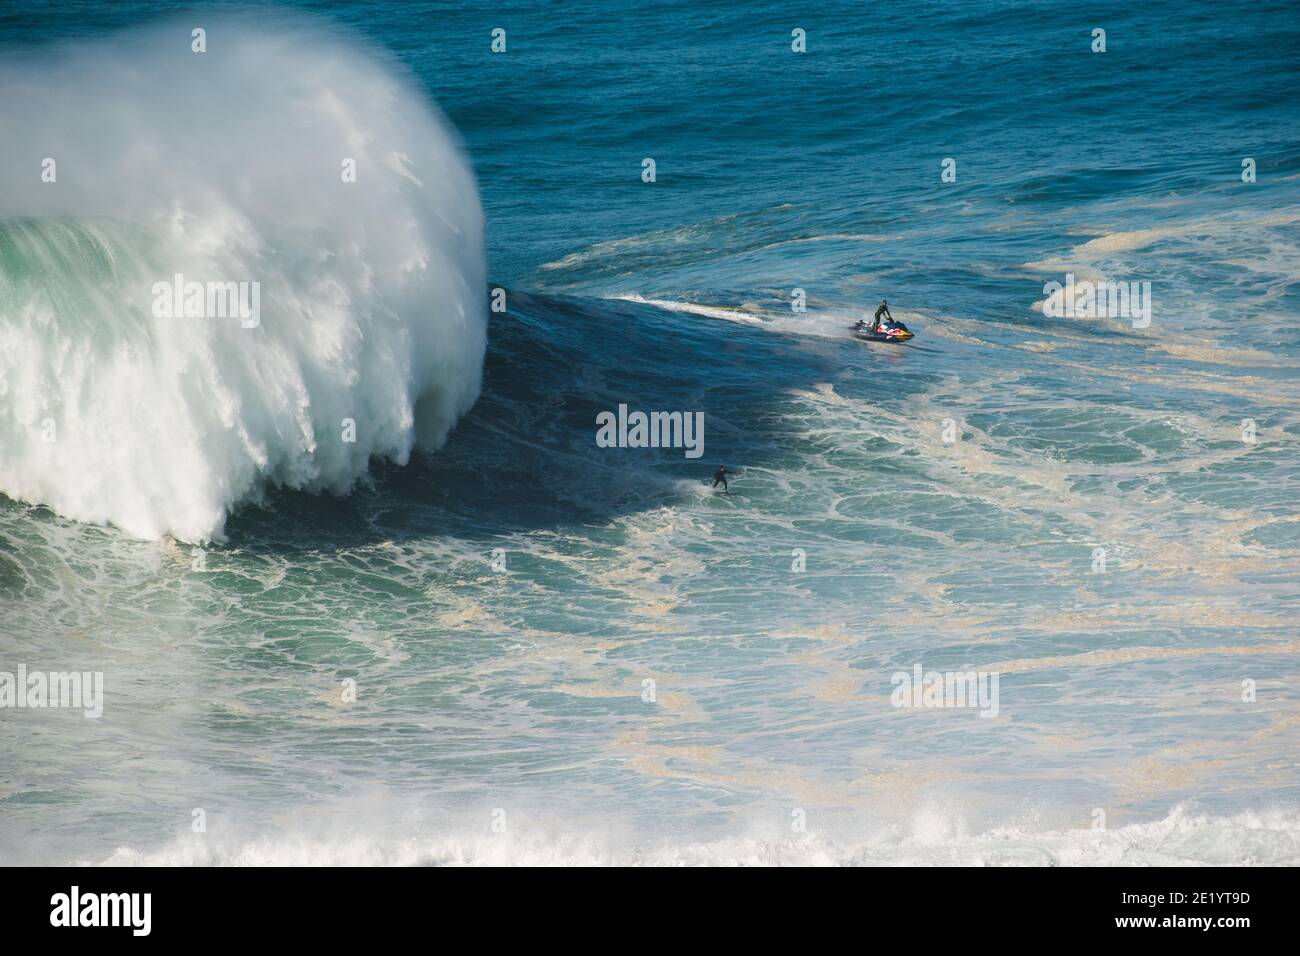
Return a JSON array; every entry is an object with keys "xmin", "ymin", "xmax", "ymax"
[{"xmin": 1, "ymin": 0, "xmax": 1298, "ymax": 864}]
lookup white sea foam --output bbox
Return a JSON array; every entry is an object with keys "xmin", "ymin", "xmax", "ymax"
[
  {"xmin": 611, "ymin": 294, "xmax": 767, "ymax": 323},
  {"xmin": 90, "ymin": 803, "xmax": 1300, "ymax": 867},
  {"xmin": 609, "ymin": 293, "xmax": 910, "ymax": 340},
  {"xmin": 0, "ymin": 15, "xmax": 486, "ymax": 541}
]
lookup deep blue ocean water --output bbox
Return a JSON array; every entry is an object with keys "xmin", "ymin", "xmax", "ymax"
[{"xmin": 1, "ymin": 0, "xmax": 1298, "ymax": 864}]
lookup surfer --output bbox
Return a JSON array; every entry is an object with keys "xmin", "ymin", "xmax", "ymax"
[{"xmin": 712, "ymin": 465, "xmax": 729, "ymax": 491}]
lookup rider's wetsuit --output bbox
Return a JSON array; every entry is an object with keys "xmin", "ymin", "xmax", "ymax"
[{"xmin": 871, "ymin": 302, "xmax": 892, "ymax": 334}]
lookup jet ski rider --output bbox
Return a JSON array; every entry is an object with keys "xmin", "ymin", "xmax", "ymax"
[{"xmin": 854, "ymin": 300, "xmax": 893, "ymax": 335}]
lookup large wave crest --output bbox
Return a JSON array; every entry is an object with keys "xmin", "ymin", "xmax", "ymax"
[{"xmin": 0, "ymin": 15, "xmax": 486, "ymax": 541}]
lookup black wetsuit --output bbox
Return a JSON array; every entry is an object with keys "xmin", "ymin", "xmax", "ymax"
[
  {"xmin": 871, "ymin": 303, "xmax": 891, "ymax": 333},
  {"xmin": 712, "ymin": 467, "xmax": 728, "ymax": 490}
]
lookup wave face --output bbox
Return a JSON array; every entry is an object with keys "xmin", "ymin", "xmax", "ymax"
[{"xmin": 0, "ymin": 16, "xmax": 486, "ymax": 541}]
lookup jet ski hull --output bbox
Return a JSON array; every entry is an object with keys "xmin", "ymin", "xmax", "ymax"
[{"xmin": 849, "ymin": 323, "xmax": 913, "ymax": 343}]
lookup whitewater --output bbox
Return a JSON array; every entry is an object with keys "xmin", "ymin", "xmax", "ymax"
[
  {"xmin": 93, "ymin": 804, "xmax": 1300, "ymax": 867},
  {"xmin": 0, "ymin": 17, "xmax": 486, "ymax": 541}
]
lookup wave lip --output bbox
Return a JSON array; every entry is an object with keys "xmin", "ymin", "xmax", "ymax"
[{"xmin": 0, "ymin": 15, "xmax": 486, "ymax": 541}]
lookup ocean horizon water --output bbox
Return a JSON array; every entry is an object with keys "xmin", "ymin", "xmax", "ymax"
[{"xmin": 1, "ymin": 0, "xmax": 1298, "ymax": 868}]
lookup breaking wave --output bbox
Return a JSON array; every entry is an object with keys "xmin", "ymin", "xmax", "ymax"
[{"xmin": 0, "ymin": 14, "xmax": 486, "ymax": 541}]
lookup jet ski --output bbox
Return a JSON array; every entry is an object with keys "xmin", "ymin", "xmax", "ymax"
[{"xmin": 850, "ymin": 316, "xmax": 913, "ymax": 343}]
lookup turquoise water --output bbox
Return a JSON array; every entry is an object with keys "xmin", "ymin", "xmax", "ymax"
[{"xmin": 1, "ymin": 0, "xmax": 1298, "ymax": 864}]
